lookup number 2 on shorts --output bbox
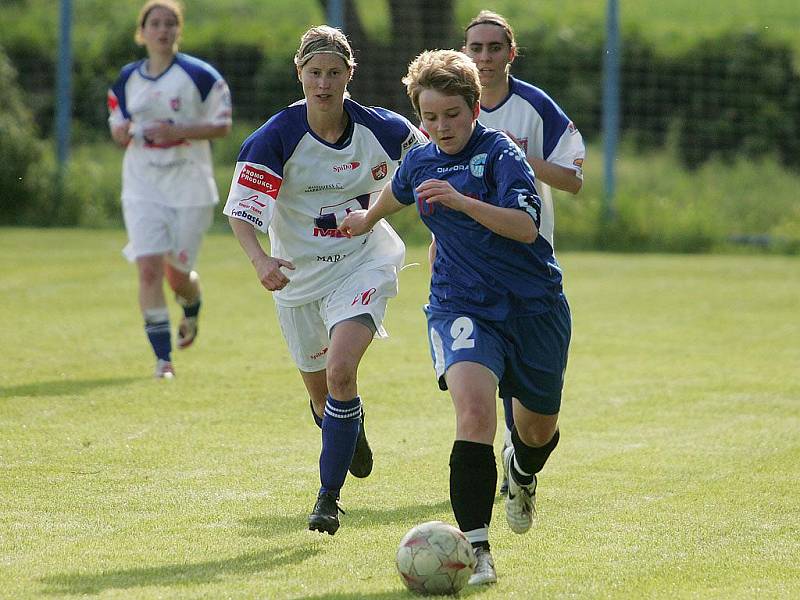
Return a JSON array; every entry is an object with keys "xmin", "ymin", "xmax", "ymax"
[{"xmin": 450, "ymin": 316, "xmax": 475, "ymax": 350}]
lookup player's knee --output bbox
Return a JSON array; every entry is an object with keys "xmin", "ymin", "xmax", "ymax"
[
  {"xmin": 455, "ymin": 402, "xmax": 495, "ymax": 440},
  {"xmin": 325, "ymin": 360, "xmax": 357, "ymax": 398},
  {"xmin": 517, "ymin": 422, "xmax": 557, "ymax": 448},
  {"xmin": 138, "ymin": 264, "xmax": 162, "ymax": 288}
]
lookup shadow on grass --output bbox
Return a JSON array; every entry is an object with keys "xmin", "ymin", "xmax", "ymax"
[
  {"xmin": 241, "ymin": 499, "xmax": 455, "ymax": 539},
  {"xmin": 287, "ymin": 582, "xmax": 490, "ymax": 600},
  {"xmin": 0, "ymin": 377, "xmax": 140, "ymax": 398},
  {"xmin": 38, "ymin": 546, "xmax": 320, "ymax": 595}
]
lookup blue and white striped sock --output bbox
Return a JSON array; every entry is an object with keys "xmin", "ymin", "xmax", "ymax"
[
  {"xmin": 144, "ymin": 307, "xmax": 171, "ymax": 362},
  {"xmin": 319, "ymin": 395, "xmax": 362, "ymax": 497}
]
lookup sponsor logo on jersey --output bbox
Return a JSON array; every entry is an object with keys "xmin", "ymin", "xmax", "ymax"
[
  {"xmin": 238, "ymin": 164, "xmax": 281, "ymax": 198},
  {"xmin": 573, "ymin": 158, "xmax": 584, "ymax": 169},
  {"xmin": 402, "ymin": 135, "xmax": 418, "ymax": 151},
  {"xmin": 313, "ymin": 227, "xmax": 349, "ymax": 238},
  {"xmin": 333, "ymin": 161, "xmax": 360, "ymax": 173},
  {"xmin": 170, "ymin": 96, "xmax": 181, "ymax": 111},
  {"xmin": 107, "ymin": 92, "xmax": 119, "ymax": 111},
  {"xmin": 469, "ymin": 153, "xmax": 487, "ymax": 178},
  {"xmin": 371, "ymin": 162, "xmax": 388, "ymax": 180},
  {"xmin": 316, "ymin": 253, "xmax": 347, "ymax": 263},
  {"xmin": 237, "ymin": 195, "xmax": 265, "ymax": 215},
  {"xmin": 436, "ymin": 164, "xmax": 469, "ymax": 174},
  {"xmin": 515, "ymin": 137, "xmax": 529, "ymax": 153},
  {"xmin": 304, "ymin": 183, "xmax": 345, "ymax": 193},
  {"xmin": 230, "ymin": 209, "xmax": 264, "ymax": 228}
]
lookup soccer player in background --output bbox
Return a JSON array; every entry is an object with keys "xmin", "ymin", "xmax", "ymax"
[
  {"xmin": 224, "ymin": 26, "xmax": 426, "ymax": 535},
  {"xmin": 340, "ymin": 50, "xmax": 571, "ymax": 585},
  {"xmin": 462, "ymin": 10, "xmax": 585, "ymax": 494},
  {"xmin": 108, "ymin": 0, "xmax": 232, "ymax": 379}
]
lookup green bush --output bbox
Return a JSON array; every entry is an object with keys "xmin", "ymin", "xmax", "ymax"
[{"xmin": 0, "ymin": 45, "xmax": 49, "ymax": 225}]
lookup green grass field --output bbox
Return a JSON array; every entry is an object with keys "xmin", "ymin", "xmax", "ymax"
[{"xmin": 1, "ymin": 229, "xmax": 799, "ymax": 599}]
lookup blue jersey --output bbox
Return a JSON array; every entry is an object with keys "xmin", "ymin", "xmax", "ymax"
[{"xmin": 392, "ymin": 123, "xmax": 564, "ymax": 320}]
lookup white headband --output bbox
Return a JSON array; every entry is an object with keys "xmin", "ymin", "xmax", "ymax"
[{"xmin": 297, "ymin": 49, "xmax": 353, "ymax": 67}]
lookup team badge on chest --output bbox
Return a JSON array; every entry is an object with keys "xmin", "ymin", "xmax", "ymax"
[
  {"xmin": 170, "ymin": 96, "xmax": 181, "ymax": 112},
  {"xmin": 371, "ymin": 162, "xmax": 388, "ymax": 180}
]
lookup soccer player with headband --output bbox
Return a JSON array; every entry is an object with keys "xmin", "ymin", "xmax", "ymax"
[{"xmin": 224, "ymin": 26, "xmax": 426, "ymax": 536}]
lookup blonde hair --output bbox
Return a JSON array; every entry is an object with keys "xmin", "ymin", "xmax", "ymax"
[
  {"xmin": 134, "ymin": 0, "xmax": 184, "ymax": 51},
  {"xmin": 402, "ymin": 50, "xmax": 481, "ymax": 117},
  {"xmin": 294, "ymin": 25, "xmax": 356, "ymax": 70},
  {"xmin": 464, "ymin": 10, "xmax": 517, "ymax": 52}
]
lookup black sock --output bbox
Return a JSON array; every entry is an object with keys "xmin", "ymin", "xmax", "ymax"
[
  {"xmin": 511, "ymin": 427, "xmax": 560, "ymax": 484},
  {"xmin": 182, "ymin": 299, "xmax": 201, "ymax": 318},
  {"xmin": 449, "ymin": 440, "xmax": 496, "ymax": 534},
  {"xmin": 309, "ymin": 399, "xmax": 323, "ymax": 429}
]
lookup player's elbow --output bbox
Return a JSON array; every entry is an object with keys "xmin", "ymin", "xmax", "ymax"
[{"xmin": 567, "ymin": 177, "xmax": 583, "ymax": 195}]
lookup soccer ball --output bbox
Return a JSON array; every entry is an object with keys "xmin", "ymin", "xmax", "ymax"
[{"xmin": 396, "ymin": 520, "xmax": 476, "ymax": 595}]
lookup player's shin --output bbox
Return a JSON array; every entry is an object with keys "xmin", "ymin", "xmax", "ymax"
[
  {"xmin": 319, "ymin": 395, "xmax": 362, "ymax": 495},
  {"xmin": 449, "ymin": 440, "xmax": 497, "ymax": 546}
]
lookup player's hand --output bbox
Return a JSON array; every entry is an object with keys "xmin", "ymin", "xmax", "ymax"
[
  {"xmin": 416, "ymin": 179, "xmax": 471, "ymax": 213},
  {"xmin": 253, "ymin": 255, "xmax": 295, "ymax": 291},
  {"xmin": 110, "ymin": 120, "xmax": 133, "ymax": 147},
  {"xmin": 142, "ymin": 120, "xmax": 184, "ymax": 145},
  {"xmin": 338, "ymin": 210, "xmax": 372, "ymax": 237}
]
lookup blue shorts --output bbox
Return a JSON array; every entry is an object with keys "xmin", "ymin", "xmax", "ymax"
[{"xmin": 425, "ymin": 296, "xmax": 571, "ymax": 415}]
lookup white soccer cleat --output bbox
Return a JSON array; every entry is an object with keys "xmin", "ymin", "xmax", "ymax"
[
  {"xmin": 468, "ymin": 547, "xmax": 497, "ymax": 585},
  {"xmin": 176, "ymin": 316, "xmax": 198, "ymax": 350},
  {"xmin": 154, "ymin": 359, "xmax": 175, "ymax": 379},
  {"xmin": 503, "ymin": 445, "xmax": 536, "ymax": 534}
]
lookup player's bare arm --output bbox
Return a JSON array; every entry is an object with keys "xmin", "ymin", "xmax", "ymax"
[
  {"xmin": 338, "ymin": 183, "xmax": 406, "ymax": 237},
  {"xmin": 501, "ymin": 130, "xmax": 581, "ymax": 194},
  {"xmin": 528, "ymin": 157, "xmax": 582, "ymax": 194},
  {"xmin": 416, "ymin": 178, "xmax": 537, "ymax": 243},
  {"xmin": 228, "ymin": 217, "xmax": 295, "ymax": 291},
  {"xmin": 110, "ymin": 120, "xmax": 133, "ymax": 147}
]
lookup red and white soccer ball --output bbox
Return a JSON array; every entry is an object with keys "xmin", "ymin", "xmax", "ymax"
[{"xmin": 396, "ymin": 520, "xmax": 476, "ymax": 595}]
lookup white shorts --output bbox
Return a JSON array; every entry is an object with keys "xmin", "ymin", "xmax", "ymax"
[
  {"xmin": 276, "ymin": 264, "xmax": 399, "ymax": 372},
  {"xmin": 121, "ymin": 199, "xmax": 213, "ymax": 273}
]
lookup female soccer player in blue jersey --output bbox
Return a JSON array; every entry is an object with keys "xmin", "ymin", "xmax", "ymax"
[
  {"xmin": 224, "ymin": 26, "xmax": 426, "ymax": 535},
  {"xmin": 340, "ymin": 50, "xmax": 571, "ymax": 585},
  {"xmin": 108, "ymin": 0, "xmax": 232, "ymax": 379}
]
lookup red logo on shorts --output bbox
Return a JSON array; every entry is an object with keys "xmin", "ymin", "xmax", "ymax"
[{"xmin": 351, "ymin": 288, "xmax": 376, "ymax": 306}]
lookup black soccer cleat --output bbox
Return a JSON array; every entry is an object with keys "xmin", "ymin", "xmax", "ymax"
[
  {"xmin": 308, "ymin": 491, "xmax": 344, "ymax": 535},
  {"xmin": 348, "ymin": 413, "xmax": 373, "ymax": 478}
]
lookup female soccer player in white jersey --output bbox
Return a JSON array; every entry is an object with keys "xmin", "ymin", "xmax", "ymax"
[
  {"xmin": 107, "ymin": 0, "xmax": 232, "ymax": 379},
  {"xmin": 340, "ymin": 50, "xmax": 571, "ymax": 585},
  {"xmin": 223, "ymin": 26, "xmax": 426, "ymax": 536},
  {"xmin": 462, "ymin": 10, "xmax": 584, "ymax": 493}
]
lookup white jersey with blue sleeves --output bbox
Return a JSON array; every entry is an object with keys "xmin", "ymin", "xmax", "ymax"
[
  {"xmin": 107, "ymin": 53, "xmax": 232, "ymax": 207},
  {"xmin": 478, "ymin": 75, "xmax": 585, "ymax": 246},
  {"xmin": 224, "ymin": 98, "xmax": 426, "ymax": 307},
  {"xmin": 392, "ymin": 123, "xmax": 564, "ymax": 321}
]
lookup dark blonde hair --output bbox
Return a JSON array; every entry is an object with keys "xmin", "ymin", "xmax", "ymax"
[
  {"xmin": 134, "ymin": 0, "xmax": 184, "ymax": 51},
  {"xmin": 294, "ymin": 25, "xmax": 356, "ymax": 70},
  {"xmin": 464, "ymin": 10, "xmax": 517, "ymax": 52},
  {"xmin": 403, "ymin": 50, "xmax": 481, "ymax": 117}
]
